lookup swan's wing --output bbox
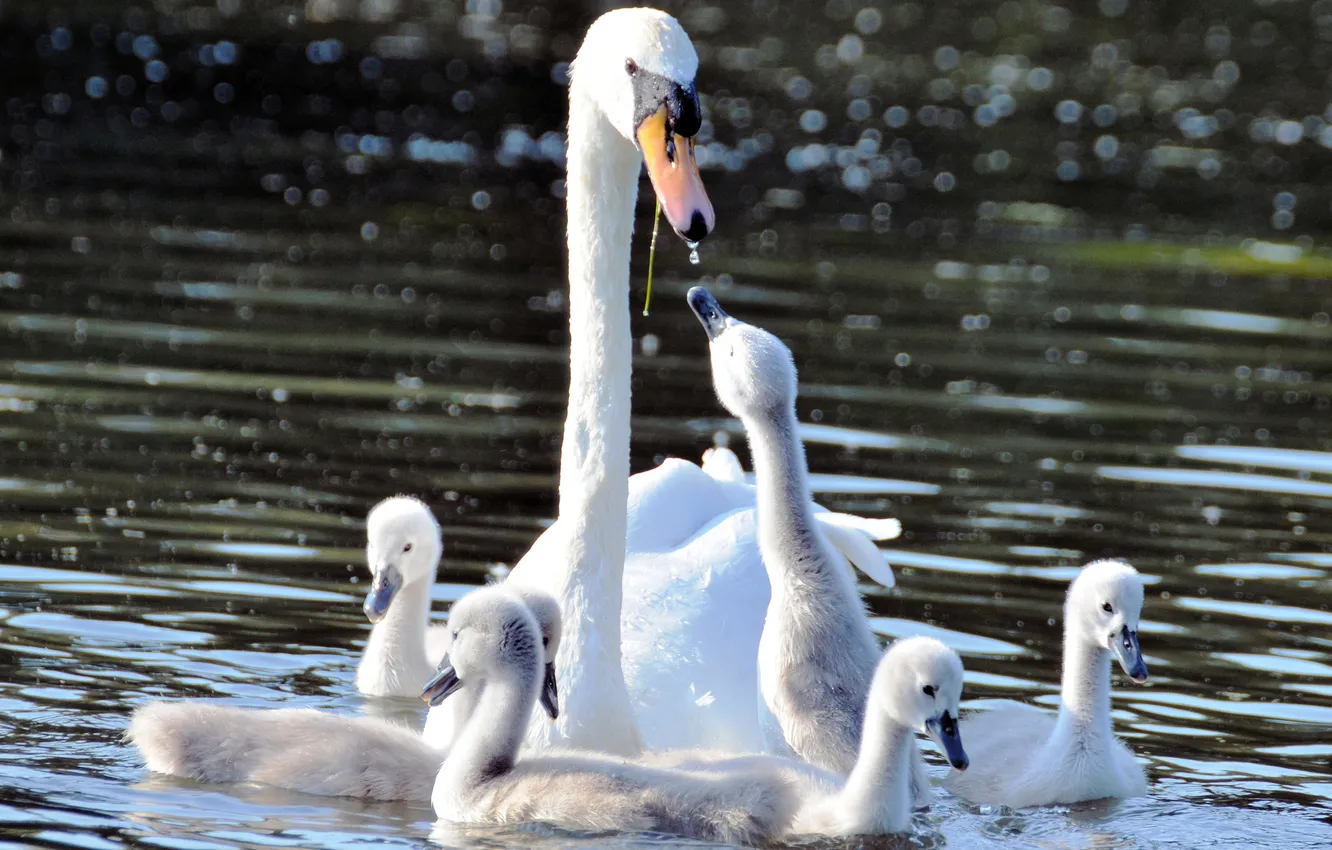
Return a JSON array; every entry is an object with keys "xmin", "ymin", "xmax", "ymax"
[
  {"xmin": 813, "ymin": 516, "xmax": 897, "ymax": 589},
  {"xmin": 810, "ymin": 507, "xmax": 902, "ymax": 541},
  {"xmin": 701, "ymin": 446, "xmax": 746, "ymax": 483},
  {"xmin": 621, "ymin": 507, "xmax": 769, "ymax": 754},
  {"xmin": 625, "ymin": 458, "xmax": 736, "ymax": 553},
  {"xmin": 504, "ymin": 515, "xmax": 570, "ymax": 592}
]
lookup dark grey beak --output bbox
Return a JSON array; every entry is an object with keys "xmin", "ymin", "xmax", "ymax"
[
  {"xmin": 1110, "ymin": 625, "xmax": 1149, "ymax": 683},
  {"xmin": 540, "ymin": 662, "xmax": 559, "ymax": 720},
  {"xmin": 363, "ymin": 564, "xmax": 403, "ymax": 624},
  {"xmin": 421, "ymin": 657, "xmax": 463, "ymax": 706},
  {"xmin": 926, "ymin": 710, "xmax": 969, "ymax": 771},
  {"xmin": 686, "ymin": 286, "xmax": 729, "ymax": 341}
]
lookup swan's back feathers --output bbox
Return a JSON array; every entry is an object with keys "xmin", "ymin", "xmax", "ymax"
[
  {"xmin": 128, "ymin": 703, "xmax": 443, "ymax": 802},
  {"xmin": 701, "ymin": 446, "xmax": 746, "ymax": 482},
  {"xmin": 443, "ymin": 751, "xmax": 797, "ymax": 846}
]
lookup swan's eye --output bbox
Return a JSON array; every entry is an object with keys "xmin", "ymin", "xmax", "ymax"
[
  {"xmin": 624, "ymin": 58, "xmax": 638, "ymax": 76},
  {"xmin": 922, "ymin": 685, "xmax": 935, "ymax": 697},
  {"xmin": 451, "ymin": 630, "xmax": 459, "ymax": 640},
  {"xmin": 403, "ymin": 543, "xmax": 413, "ymax": 553},
  {"xmin": 1101, "ymin": 602, "xmax": 1113, "ymax": 614},
  {"xmin": 542, "ymin": 636, "xmax": 549, "ymax": 647}
]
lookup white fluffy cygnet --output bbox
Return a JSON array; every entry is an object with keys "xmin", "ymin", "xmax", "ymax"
[
  {"xmin": 643, "ymin": 636, "xmax": 969, "ymax": 837},
  {"xmin": 126, "ymin": 584, "xmax": 563, "ymax": 802},
  {"xmin": 686, "ymin": 287, "xmax": 931, "ymax": 805},
  {"xmin": 944, "ymin": 559, "xmax": 1150, "ymax": 808},
  {"xmin": 356, "ymin": 495, "xmax": 450, "ymax": 697},
  {"xmin": 426, "ymin": 585, "xmax": 796, "ymax": 846}
]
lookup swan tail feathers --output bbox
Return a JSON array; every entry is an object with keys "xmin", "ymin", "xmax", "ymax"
[{"xmin": 815, "ymin": 515, "xmax": 897, "ymax": 589}]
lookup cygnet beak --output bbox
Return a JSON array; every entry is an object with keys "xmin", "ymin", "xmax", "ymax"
[
  {"xmin": 1110, "ymin": 625, "xmax": 1149, "ymax": 683},
  {"xmin": 421, "ymin": 657, "xmax": 463, "ymax": 706},
  {"xmin": 925, "ymin": 709, "xmax": 969, "ymax": 771},
  {"xmin": 540, "ymin": 662, "xmax": 560, "ymax": 720},
  {"xmin": 686, "ymin": 286, "xmax": 730, "ymax": 341},
  {"xmin": 363, "ymin": 563, "xmax": 403, "ymax": 624}
]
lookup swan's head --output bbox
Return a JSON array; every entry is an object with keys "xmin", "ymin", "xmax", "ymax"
[
  {"xmin": 875, "ymin": 636, "xmax": 969, "ymax": 771},
  {"xmin": 574, "ymin": 8, "xmax": 714, "ymax": 242},
  {"xmin": 687, "ymin": 287, "xmax": 796, "ymax": 421},
  {"xmin": 504, "ymin": 586, "xmax": 563, "ymax": 721},
  {"xmin": 363, "ymin": 496, "xmax": 442, "ymax": 623},
  {"xmin": 1067, "ymin": 559, "xmax": 1148, "ymax": 683},
  {"xmin": 421, "ymin": 586, "xmax": 551, "ymax": 717}
]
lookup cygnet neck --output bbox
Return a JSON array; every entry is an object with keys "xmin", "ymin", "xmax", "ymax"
[
  {"xmin": 741, "ymin": 403, "xmax": 825, "ymax": 593},
  {"xmin": 438, "ymin": 656, "xmax": 540, "ymax": 790},
  {"xmin": 835, "ymin": 707, "xmax": 916, "ymax": 833},
  {"xmin": 1056, "ymin": 619, "xmax": 1113, "ymax": 738},
  {"xmin": 364, "ymin": 575, "xmax": 433, "ymax": 674}
]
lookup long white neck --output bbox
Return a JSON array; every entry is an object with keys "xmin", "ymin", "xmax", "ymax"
[
  {"xmin": 357, "ymin": 577, "xmax": 432, "ymax": 695},
  {"xmin": 834, "ymin": 707, "xmax": 915, "ymax": 834},
  {"xmin": 435, "ymin": 665, "xmax": 537, "ymax": 798},
  {"xmin": 530, "ymin": 79, "xmax": 642, "ymax": 755},
  {"xmin": 1054, "ymin": 624, "xmax": 1113, "ymax": 741}
]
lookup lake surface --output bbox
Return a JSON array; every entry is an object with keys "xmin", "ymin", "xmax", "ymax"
[{"xmin": 2, "ymin": 1, "xmax": 1332, "ymax": 847}]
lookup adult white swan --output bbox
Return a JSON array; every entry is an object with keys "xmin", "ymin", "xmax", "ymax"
[{"xmin": 497, "ymin": 7, "xmax": 900, "ymax": 758}]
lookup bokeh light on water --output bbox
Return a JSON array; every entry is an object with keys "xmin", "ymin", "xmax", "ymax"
[{"xmin": 2, "ymin": 0, "xmax": 1332, "ymax": 847}]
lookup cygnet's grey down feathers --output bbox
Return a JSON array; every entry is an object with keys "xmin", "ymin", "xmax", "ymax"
[
  {"xmin": 126, "ymin": 702, "xmax": 443, "ymax": 802},
  {"xmin": 454, "ymin": 750, "xmax": 797, "ymax": 845}
]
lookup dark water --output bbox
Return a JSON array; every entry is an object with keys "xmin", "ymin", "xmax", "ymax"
[{"xmin": 3, "ymin": 1, "xmax": 1332, "ymax": 847}]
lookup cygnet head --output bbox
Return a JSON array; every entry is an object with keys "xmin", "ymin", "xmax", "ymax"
[
  {"xmin": 874, "ymin": 637, "xmax": 969, "ymax": 771},
  {"xmin": 1066, "ymin": 559, "xmax": 1148, "ymax": 683},
  {"xmin": 687, "ymin": 287, "xmax": 796, "ymax": 422},
  {"xmin": 420, "ymin": 586, "xmax": 552, "ymax": 718},
  {"xmin": 363, "ymin": 496, "xmax": 442, "ymax": 624},
  {"xmin": 573, "ymin": 8, "xmax": 714, "ymax": 242},
  {"xmin": 502, "ymin": 586, "xmax": 563, "ymax": 720}
]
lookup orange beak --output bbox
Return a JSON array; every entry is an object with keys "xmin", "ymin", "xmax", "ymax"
[{"xmin": 636, "ymin": 105, "xmax": 715, "ymax": 243}]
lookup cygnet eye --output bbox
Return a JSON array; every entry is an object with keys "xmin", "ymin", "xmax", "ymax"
[
  {"xmin": 402, "ymin": 542, "xmax": 413, "ymax": 553},
  {"xmin": 922, "ymin": 685, "xmax": 935, "ymax": 697},
  {"xmin": 1101, "ymin": 601, "xmax": 1113, "ymax": 614},
  {"xmin": 624, "ymin": 58, "xmax": 638, "ymax": 76}
]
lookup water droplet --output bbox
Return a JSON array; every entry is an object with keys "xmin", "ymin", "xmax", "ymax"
[{"xmin": 687, "ymin": 241, "xmax": 700, "ymax": 264}]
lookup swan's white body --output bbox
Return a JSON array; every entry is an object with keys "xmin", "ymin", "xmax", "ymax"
[
  {"xmin": 944, "ymin": 559, "xmax": 1150, "ymax": 807},
  {"xmin": 429, "ymin": 587, "xmax": 794, "ymax": 846},
  {"xmin": 355, "ymin": 496, "xmax": 450, "ymax": 697},
  {"xmin": 494, "ymin": 449, "xmax": 901, "ymax": 755},
  {"xmin": 492, "ymin": 12, "xmax": 900, "ymax": 757},
  {"xmin": 686, "ymin": 287, "xmax": 930, "ymax": 804}
]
